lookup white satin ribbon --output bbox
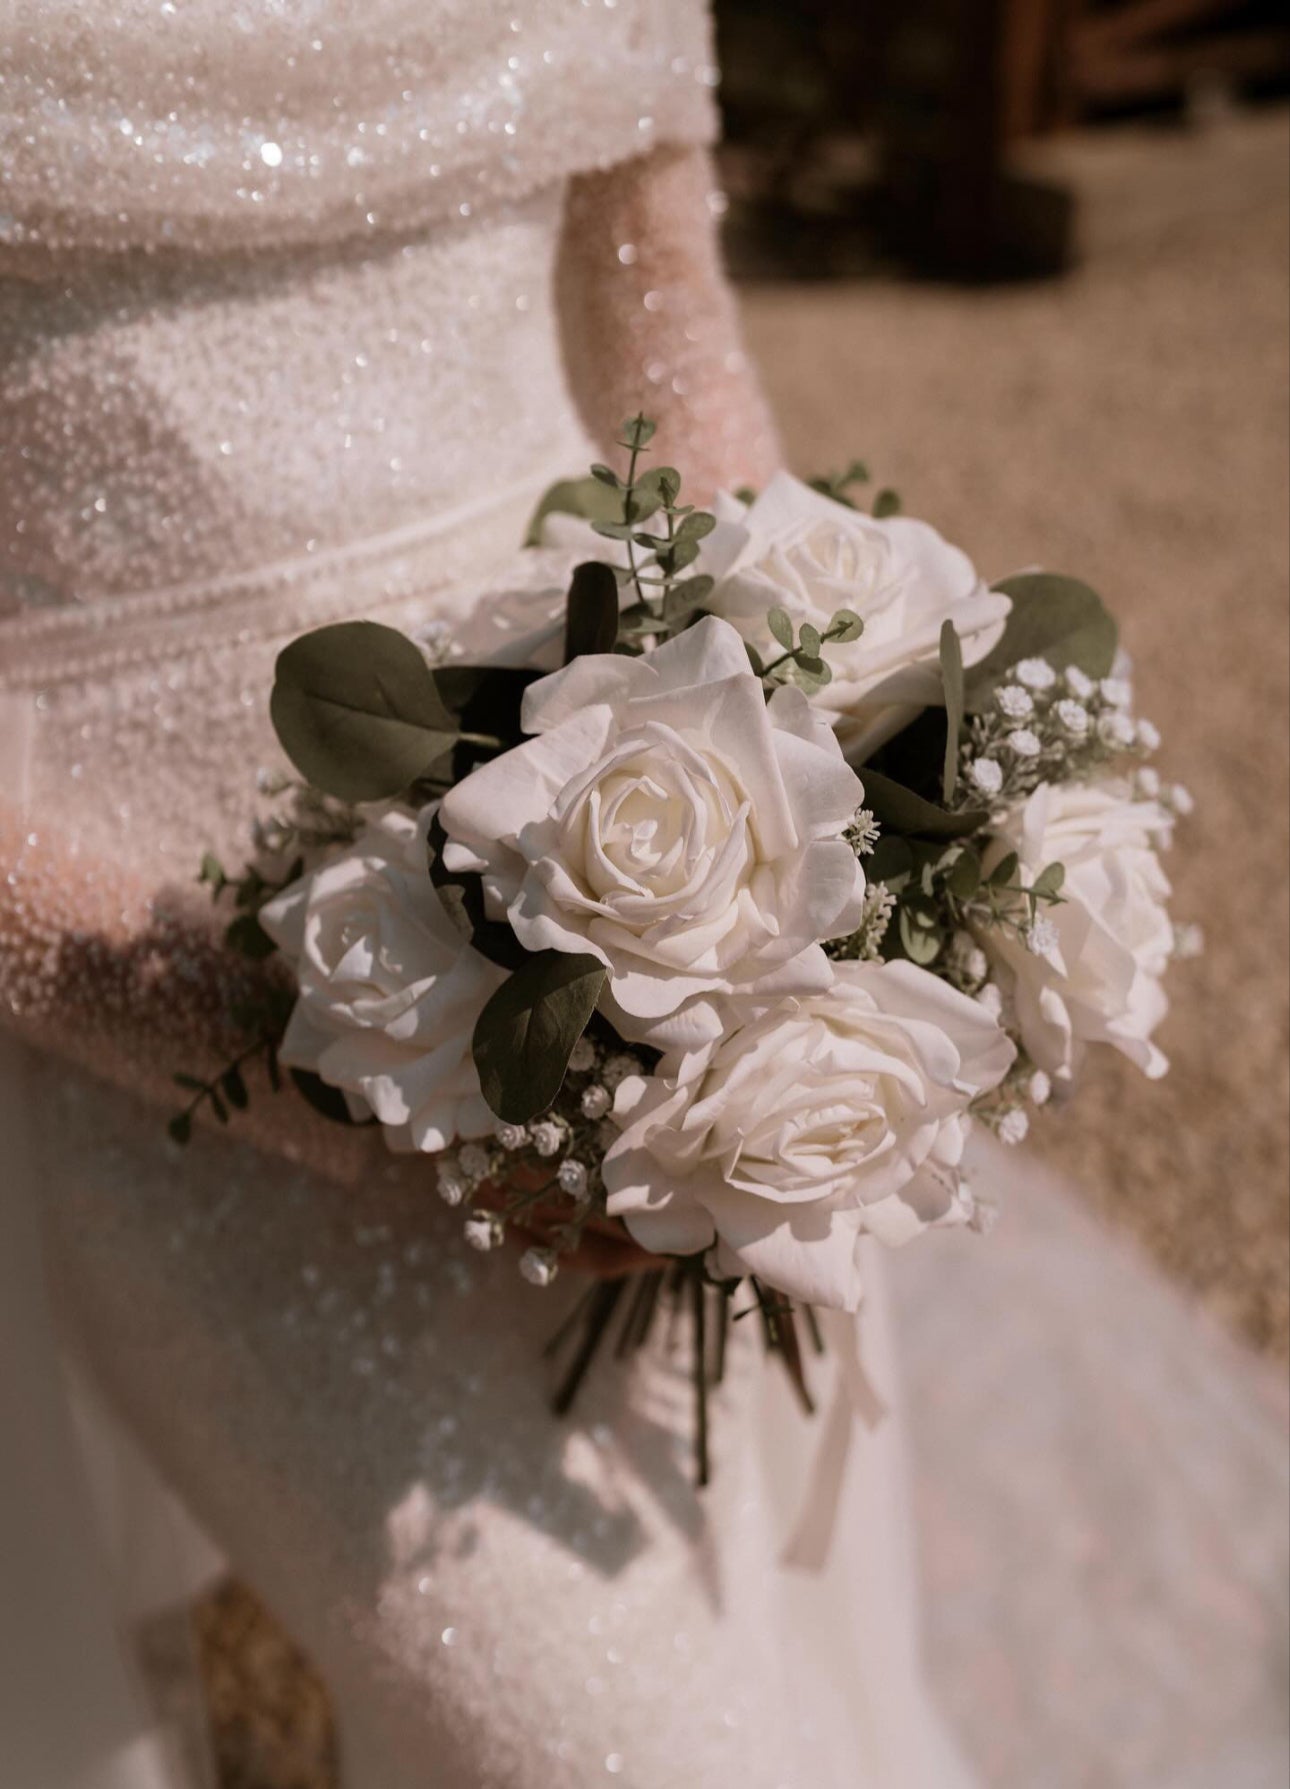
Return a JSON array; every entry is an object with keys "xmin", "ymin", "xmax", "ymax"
[{"xmin": 781, "ymin": 1303, "xmax": 888, "ymax": 1572}]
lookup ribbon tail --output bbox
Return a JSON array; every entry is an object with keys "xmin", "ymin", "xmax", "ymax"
[{"xmin": 781, "ymin": 1303, "xmax": 887, "ymax": 1572}]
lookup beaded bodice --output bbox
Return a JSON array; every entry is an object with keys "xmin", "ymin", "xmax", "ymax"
[{"xmin": 0, "ymin": 0, "xmax": 718, "ymax": 871}]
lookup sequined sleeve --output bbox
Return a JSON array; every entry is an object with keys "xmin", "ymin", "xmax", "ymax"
[{"xmin": 0, "ymin": 0, "xmax": 720, "ymax": 269}]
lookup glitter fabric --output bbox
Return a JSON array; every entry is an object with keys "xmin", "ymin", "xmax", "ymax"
[{"xmin": 1, "ymin": 4, "xmax": 967, "ymax": 1783}]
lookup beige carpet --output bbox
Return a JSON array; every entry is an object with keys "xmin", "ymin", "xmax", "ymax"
[{"xmin": 742, "ymin": 106, "xmax": 1290, "ymax": 1359}]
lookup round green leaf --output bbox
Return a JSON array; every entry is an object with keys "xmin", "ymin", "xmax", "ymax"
[{"xmin": 270, "ymin": 622, "xmax": 458, "ymax": 803}]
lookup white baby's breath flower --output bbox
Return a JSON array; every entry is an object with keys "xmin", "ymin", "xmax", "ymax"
[
  {"xmin": 1054, "ymin": 699, "xmax": 1089, "ymax": 737},
  {"xmin": 1167, "ymin": 783, "xmax": 1195, "ymax": 817},
  {"xmin": 519, "ymin": 1247, "xmax": 560, "ymax": 1287},
  {"xmin": 1027, "ymin": 1069, "xmax": 1052, "ymax": 1106},
  {"xmin": 557, "ymin": 1158, "xmax": 589, "ymax": 1198},
  {"xmin": 436, "ymin": 1161, "xmax": 468, "ymax": 1207},
  {"xmin": 440, "ymin": 616, "xmax": 867, "ymax": 1051},
  {"xmin": 568, "ymin": 1037, "xmax": 598, "ymax": 1074},
  {"xmin": 997, "ymin": 1108, "xmax": 1029, "ymax": 1146},
  {"xmin": 1136, "ymin": 718, "xmax": 1161, "ymax": 752},
  {"xmin": 1100, "ymin": 677, "xmax": 1133, "ymax": 708},
  {"xmin": 464, "ymin": 1214, "xmax": 503, "ymax": 1252},
  {"xmin": 604, "ymin": 960, "xmax": 1014, "ymax": 1311},
  {"xmin": 1064, "ymin": 667, "xmax": 1095, "ymax": 700},
  {"xmin": 1172, "ymin": 922, "xmax": 1204, "ymax": 960},
  {"xmin": 1135, "ymin": 766, "xmax": 1161, "ymax": 799},
  {"xmin": 996, "ymin": 684, "xmax": 1034, "ymax": 721},
  {"xmin": 968, "ymin": 757, "xmax": 1004, "ymax": 797},
  {"xmin": 458, "ymin": 1142, "xmax": 492, "ymax": 1182},
  {"xmin": 580, "ymin": 1084, "xmax": 612, "ymax": 1120},
  {"xmin": 1006, "ymin": 728, "xmax": 1042, "ymax": 759},
  {"xmin": 600, "ymin": 1053, "xmax": 640, "ymax": 1091},
  {"xmin": 530, "ymin": 1121, "xmax": 564, "ymax": 1158},
  {"xmin": 495, "ymin": 1121, "xmax": 529, "ymax": 1151},
  {"xmin": 1016, "ymin": 658, "xmax": 1057, "ymax": 691},
  {"xmin": 1026, "ymin": 916, "xmax": 1060, "ymax": 959},
  {"xmin": 1098, "ymin": 711, "xmax": 1137, "ymax": 749}
]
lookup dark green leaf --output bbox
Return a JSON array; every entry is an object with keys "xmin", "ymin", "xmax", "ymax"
[
  {"xmin": 799, "ymin": 622, "xmax": 823, "ymax": 657},
  {"xmin": 427, "ymin": 814, "xmax": 527, "ymax": 971},
  {"xmin": 289, "ymin": 1068, "xmax": 369, "ymax": 1126},
  {"xmin": 563, "ymin": 561, "xmax": 620, "ymax": 663},
  {"xmin": 867, "ymin": 835, "xmax": 915, "ymax": 886},
  {"xmin": 432, "ymin": 664, "xmax": 539, "ymax": 752},
  {"xmin": 767, "ymin": 607, "xmax": 794, "ymax": 650},
  {"xmin": 898, "ymin": 901, "xmax": 943, "ymax": 965},
  {"xmin": 173, "ymin": 1072, "xmax": 207, "ymax": 1093},
  {"xmin": 621, "ymin": 415, "xmax": 656, "ymax": 449},
  {"xmin": 220, "ymin": 1065, "xmax": 249, "ymax": 1110},
  {"xmin": 676, "ymin": 511, "xmax": 716, "ymax": 543},
  {"xmin": 859, "ymin": 768, "xmax": 988, "ymax": 840},
  {"xmin": 271, "ymin": 621, "xmax": 458, "ymax": 803},
  {"xmin": 472, "ymin": 949, "xmax": 607, "ymax": 1123},
  {"xmin": 939, "ymin": 619, "xmax": 965, "ymax": 804},
  {"xmin": 209, "ymin": 1089, "xmax": 229, "ymax": 1124},
  {"xmin": 872, "ymin": 489, "xmax": 902, "ymax": 519},
  {"xmin": 745, "ymin": 640, "xmax": 767, "ymax": 677},
  {"xmin": 966, "ymin": 573, "xmax": 1118, "ymax": 709},
  {"xmin": 1032, "ymin": 861, "xmax": 1066, "ymax": 899},
  {"xmin": 590, "ymin": 463, "xmax": 620, "ymax": 486},
  {"xmin": 989, "ymin": 851, "xmax": 1020, "ymax": 888},
  {"xmin": 167, "ymin": 1113, "xmax": 193, "ymax": 1146},
  {"xmin": 946, "ymin": 847, "xmax": 982, "ymax": 900},
  {"xmin": 224, "ymin": 913, "xmax": 278, "ymax": 962},
  {"xmin": 524, "ymin": 474, "xmax": 623, "ymax": 546}
]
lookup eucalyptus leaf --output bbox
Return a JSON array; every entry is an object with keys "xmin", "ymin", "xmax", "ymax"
[
  {"xmin": 989, "ymin": 851, "xmax": 1020, "ymax": 888},
  {"xmin": 799, "ymin": 622, "xmax": 823, "ymax": 657},
  {"xmin": 872, "ymin": 489, "xmax": 902, "ymax": 519},
  {"xmin": 867, "ymin": 835, "xmax": 915, "ymax": 886},
  {"xmin": 767, "ymin": 606, "xmax": 795, "ymax": 651},
  {"xmin": 939, "ymin": 619, "xmax": 965, "ymax": 804},
  {"xmin": 472, "ymin": 949, "xmax": 608, "ymax": 1123},
  {"xmin": 271, "ymin": 622, "xmax": 458, "ymax": 802},
  {"xmin": 621, "ymin": 416, "xmax": 656, "ymax": 449},
  {"xmin": 829, "ymin": 608, "xmax": 865, "ymax": 643},
  {"xmin": 859, "ymin": 768, "xmax": 987, "ymax": 840},
  {"xmin": 1032, "ymin": 861, "xmax": 1067, "ymax": 899},
  {"xmin": 946, "ymin": 847, "xmax": 982, "ymax": 900},
  {"xmin": 966, "ymin": 573, "xmax": 1118, "ymax": 709},
  {"xmin": 220, "ymin": 1065, "xmax": 249, "ymax": 1110},
  {"xmin": 523, "ymin": 475, "xmax": 623, "ymax": 546},
  {"xmin": 167, "ymin": 1113, "xmax": 193, "ymax": 1147},
  {"xmin": 564, "ymin": 560, "xmax": 620, "ymax": 663},
  {"xmin": 898, "ymin": 902, "xmax": 943, "ymax": 965},
  {"xmin": 676, "ymin": 511, "xmax": 716, "ymax": 542}
]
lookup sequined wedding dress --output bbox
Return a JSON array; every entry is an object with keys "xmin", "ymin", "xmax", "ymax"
[{"xmin": 0, "ymin": 6, "xmax": 974, "ymax": 1785}]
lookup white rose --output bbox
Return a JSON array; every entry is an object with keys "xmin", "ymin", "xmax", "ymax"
[
  {"xmin": 260, "ymin": 807, "xmax": 504, "ymax": 1150},
  {"xmin": 439, "ymin": 616, "xmax": 867, "ymax": 1050},
  {"xmin": 703, "ymin": 472, "xmax": 1011, "ymax": 757},
  {"xmin": 980, "ymin": 779, "xmax": 1174, "ymax": 1082},
  {"xmin": 603, "ymin": 960, "xmax": 1015, "ymax": 1311}
]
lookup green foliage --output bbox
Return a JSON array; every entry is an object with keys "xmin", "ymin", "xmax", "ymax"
[
  {"xmin": 859, "ymin": 768, "xmax": 987, "ymax": 840},
  {"xmin": 758, "ymin": 607, "xmax": 864, "ymax": 692},
  {"xmin": 807, "ymin": 460, "xmax": 870, "ymax": 508},
  {"xmin": 426, "ymin": 813, "xmax": 527, "ymax": 971},
  {"xmin": 524, "ymin": 475, "xmax": 622, "ymax": 546},
  {"xmin": 871, "ymin": 488, "xmax": 902, "ymax": 519},
  {"xmin": 271, "ymin": 622, "xmax": 459, "ymax": 803},
  {"xmin": 472, "ymin": 949, "xmax": 608, "ymax": 1123},
  {"xmin": 563, "ymin": 560, "xmax": 621, "ymax": 662},
  {"xmin": 939, "ymin": 620, "xmax": 965, "ymax": 804},
  {"xmin": 966, "ymin": 573, "xmax": 1118, "ymax": 709}
]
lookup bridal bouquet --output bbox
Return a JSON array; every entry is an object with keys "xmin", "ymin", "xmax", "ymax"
[{"xmin": 175, "ymin": 418, "xmax": 1195, "ymax": 1476}]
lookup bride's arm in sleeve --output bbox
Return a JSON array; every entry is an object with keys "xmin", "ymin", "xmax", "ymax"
[
  {"xmin": 557, "ymin": 145, "xmax": 781, "ymax": 501},
  {"xmin": 0, "ymin": 797, "xmax": 375, "ymax": 1179}
]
